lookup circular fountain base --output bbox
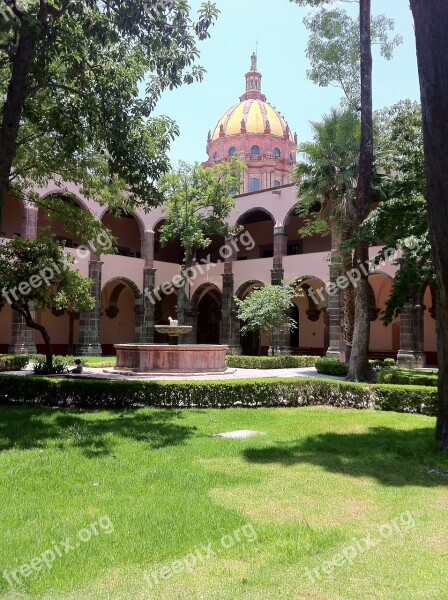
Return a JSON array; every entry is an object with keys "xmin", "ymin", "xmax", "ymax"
[{"xmin": 114, "ymin": 344, "xmax": 228, "ymax": 374}]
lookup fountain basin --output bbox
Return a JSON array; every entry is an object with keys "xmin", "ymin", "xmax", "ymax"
[{"xmin": 114, "ymin": 344, "xmax": 228, "ymax": 374}]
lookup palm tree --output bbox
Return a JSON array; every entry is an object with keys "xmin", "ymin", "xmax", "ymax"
[{"xmin": 295, "ymin": 108, "xmax": 360, "ymax": 362}]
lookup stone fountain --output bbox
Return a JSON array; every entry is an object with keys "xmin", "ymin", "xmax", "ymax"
[{"xmin": 114, "ymin": 316, "xmax": 228, "ymax": 374}]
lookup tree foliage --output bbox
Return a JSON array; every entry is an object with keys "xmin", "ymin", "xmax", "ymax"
[
  {"xmin": 302, "ymin": 5, "xmax": 402, "ymax": 110},
  {"xmin": 0, "ymin": 0, "xmax": 219, "ymax": 222},
  {"xmin": 235, "ymin": 284, "xmax": 298, "ymax": 356},
  {"xmin": 158, "ymin": 157, "xmax": 245, "ymax": 322},
  {"xmin": 0, "ymin": 232, "xmax": 95, "ymax": 370},
  {"xmin": 362, "ymin": 100, "xmax": 432, "ymax": 323}
]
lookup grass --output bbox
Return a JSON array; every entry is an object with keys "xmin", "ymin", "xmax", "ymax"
[{"xmin": 0, "ymin": 406, "xmax": 447, "ymax": 599}]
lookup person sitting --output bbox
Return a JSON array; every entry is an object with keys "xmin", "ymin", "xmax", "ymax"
[{"xmin": 71, "ymin": 359, "xmax": 83, "ymax": 374}]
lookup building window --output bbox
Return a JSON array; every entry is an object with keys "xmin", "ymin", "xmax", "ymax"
[
  {"xmin": 274, "ymin": 180, "xmax": 281, "ymax": 188},
  {"xmin": 250, "ymin": 145, "xmax": 261, "ymax": 156},
  {"xmin": 249, "ymin": 178, "xmax": 260, "ymax": 193},
  {"xmin": 213, "ymin": 151, "xmax": 218, "ymax": 160},
  {"xmin": 228, "ymin": 146, "xmax": 237, "ymax": 157},
  {"xmin": 273, "ymin": 147, "xmax": 281, "ymax": 158}
]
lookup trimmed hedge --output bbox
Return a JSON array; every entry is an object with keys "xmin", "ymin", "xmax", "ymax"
[
  {"xmin": 225, "ymin": 355, "xmax": 318, "ymax": 369},
  {"xmin": 0, "ymin": 374, "xmax": 437, "ymax": 415},
  {"xmin": 0, "ymin": 355, "xmax": 29, "ymax": 372},
  {"xmin": 315, "ymin": 358, "xmax": 349, "ymax": 377},
  {"xmin": 379, "ymin": 368, "xmax": 438, "ymax": 387}
]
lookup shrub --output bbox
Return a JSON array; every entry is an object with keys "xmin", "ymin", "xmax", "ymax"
[
  {"xmin": 379, "ymin": 368, "xmax": 438, "ymax": 387},
  {"xmin": 374, "ymin": 384, "xmax": 437, "ymax": 416},
  {"xmin": 0, "ymin": 355, "xmax": 29, "ymax": 372},
  {"xmin": 32, "ymin": 354, "xmax": 69, "ymax": 375},
  {"xmin": 225, "ymin": 355, "xmax": 318, "ymax": 369},
  {"xmin": 315, "ymin": 358, "xmax": 349, "ymax": 377},
  {"xmin": 0, "ymin": 374, "xmax": 437, "ymax": 416}
]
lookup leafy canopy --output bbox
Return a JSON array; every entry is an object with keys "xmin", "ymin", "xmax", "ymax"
[
  {"xmin": 158, "ymin": 157, "xmax": 246, "ymax": 263},
  {"xmin": 235, "ymin": 284, "xmax": 298, "ymax": 352},
  {"xmin": 0, "ymin": 0, "xmax": 219, "ymax": 211},
  {"xmin": 0, "ymin": 232, "xmax": 95, "ymax": 316}
]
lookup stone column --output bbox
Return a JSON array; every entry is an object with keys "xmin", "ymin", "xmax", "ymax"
[
  {"xmin": 141, "ymin": 230, "xmax": 156, "ymax": 343},
  {"xmin": 76, "ymin": 255, "xmax": 103, "ymax": 355},
  {"xmin": 270, "ymin": 223, "xmax": 291, "ymax": 355},
  {"xmin": 220, "ymin": 235, "xmax": 241, "ymax": 354},
  {"xmin": 326, "ymin": 222, "xmax": 343, "ymax": 359},
  {"xmin": 8, "ymin": 203, "xmax": 38, "ymax": 355},
  {"xmin": 397, "ymin": 289, "xmax": 426, "ymax": 368}
]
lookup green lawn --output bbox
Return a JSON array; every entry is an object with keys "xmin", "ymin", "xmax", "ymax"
[{"xmin": 0, "ymin": 406, "xmax": 447, "ymax": 599}]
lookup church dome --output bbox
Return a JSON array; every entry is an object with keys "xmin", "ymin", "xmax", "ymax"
[
  {"xmin": 212, "ymin": 99, "xmax": 293, "ymax": 141},
  {"xmin": 203, "ymin": 53, "xmax": 297, "ymax": 194}
]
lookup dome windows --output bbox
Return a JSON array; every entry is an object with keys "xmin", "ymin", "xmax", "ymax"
[
  {"xmin": 273, "ymin": 147, "xmax": 281, "ymax": 158},
  {"xmin": 213, "ymin": 151, "xmax": 218, "ymax": 160},
  {"xmin": 249, "ymin": 178, "xmax": 260, "ymax": 192},
  {"xmin": 228, "ymin": 146, "xmax": 237, "ymax": 157},
  {"xmin": 250, "ymin": 145, "xmax": 261, "ymax": 156}
]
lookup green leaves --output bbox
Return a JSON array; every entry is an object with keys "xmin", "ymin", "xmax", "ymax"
[
  {"xmin": 302, "ymin": 6, "xmax": 402, "ymax": 109},
  {"xmin": 1, "ymin": 0, "xmax": 219, "ymax": 216},
  {"xmin": 0, "ymin": 232, "xmax": 95, "ymax": 314},
  {"xmin": 235, "ymin": 284, "xmax": 299, "ymax": 352},
  {"xmin": 158, "ymin": 158, "xmax": 246, "ymax": 262}
]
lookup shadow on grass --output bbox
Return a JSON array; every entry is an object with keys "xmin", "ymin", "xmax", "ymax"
[
  {"xmin": 0, "ymin": 406, "xmax": 196, "ymax": 457},
  {"xmin": 243, "ymin": 426, "xmax": 448, "ymax": 487}
]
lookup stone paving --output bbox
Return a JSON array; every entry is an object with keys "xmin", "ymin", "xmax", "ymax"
[{"xmin": 5, "ymin": 366, "xmax": 344, "ymax": 381}]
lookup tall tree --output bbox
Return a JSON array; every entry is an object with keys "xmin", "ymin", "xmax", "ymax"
[
  {"xmin": 409, "ymin": 1, "xmax": 448, "ymax": 448},
  {"xmin": 293, "ymin": 0, "xmax": 400, "ymax": 380},
  {"xmin": 295, "ymin": 108, "xmax": 360, "ymax": 361},
  {"xmin": 346, "ymin": 0, "xmax": 373, "ymax": 381},
  {"xmin": 158, "ymin": 158, "xmax": 245, "ymax": 324},
  {"xmin": 0, "ymin": 0, "xmax": 218, "ymax": 223}
]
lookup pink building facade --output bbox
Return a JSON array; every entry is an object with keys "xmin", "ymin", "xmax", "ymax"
[{"xmin": 0, "ymin": 57, "xmax": 437, "ymax": 365}]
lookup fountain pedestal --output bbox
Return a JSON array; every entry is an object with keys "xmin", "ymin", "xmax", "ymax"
[{"xmin": 114, "ymin": 344, "xmax": 228, "ymax": 374}]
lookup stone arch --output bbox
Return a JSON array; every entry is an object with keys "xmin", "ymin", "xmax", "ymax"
[
  {"xmin": 191, "ymin": 283, "xmax": 223, "ymax": 344},
  {"xmin": 100, "ymin": 209, "xmax": 144, "ymax": 258},
  {"xmin": 290, "ymin": 275, "xmax": 328, "ymax": 355},
  {"xmin": 41, "ymin": 189, "xmax": 91, "ymax": 213},
  {"xmin": 236, "ymin": 207, "xmax": 275, "ymax": 227},
  {"xmin": 190, "ymin": 282, "xmax": 222, "ymax": 310},
  {"xmin": 368, "ymin": 273, "xmax": 397, "ymax": 357},
  {"xmin": 100, "ymin": 277, "xmax": 143, "ymax": 351},
  {"xmin": 236, "ymin": 209, "xmax": 275, "ymax": 260},
  {"xmin": 37, "ymin": 192, "xmax": 92, "ymax": 247},
  {"xmin": 284, "ymin": 203, "xmax": 330, "ymax": 255},
  {"xmin": 235, "ymin": 280, "xmax": 265, "ymax": 299}
]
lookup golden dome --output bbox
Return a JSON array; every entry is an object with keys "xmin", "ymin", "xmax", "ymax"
[{"xmin": 212, "ymin": 99, "xmax": 292, "ymax": 142}]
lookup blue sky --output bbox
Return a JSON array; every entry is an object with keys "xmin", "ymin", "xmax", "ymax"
[{"xmin": 151, "ymin": 0, "xmax": 420, "ymax": 166}]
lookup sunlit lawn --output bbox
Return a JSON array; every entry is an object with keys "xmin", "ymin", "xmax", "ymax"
[{"xmin": 0, "ymin": 406, "xmax": 447, "ymax": 599}]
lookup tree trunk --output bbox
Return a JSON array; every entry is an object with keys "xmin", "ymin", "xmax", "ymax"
[
  {"xmin": 347, "ymin": 0, "xmax": 373, "ymax": 382},
  {"xmin": 410, "ymin": 0, "xmax": 448, "ymax": 448},
  {"xmin": 177, "ymin": 249, "xmax": 193, "ymax": 325},
  {"xmin": 0, "ymin": 23, "xmax": 39, "ymax": 224}
]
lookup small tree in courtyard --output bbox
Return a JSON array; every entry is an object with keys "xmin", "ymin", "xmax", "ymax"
[
  {"xmin": 0, "ymin": 234, "xmax": 95, "ymax": 372},
  {"xmin": 235, "ymin": 284, "xmax": 298, "ymax": 356},
  {"xmin": 158, "ymin": 157, "xmax": 245, "ymax": 323}
]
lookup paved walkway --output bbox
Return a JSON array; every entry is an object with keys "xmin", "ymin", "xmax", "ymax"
[{"xmin": 5, "ymin": 366, "xmax": 344, "ymax": 381}]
